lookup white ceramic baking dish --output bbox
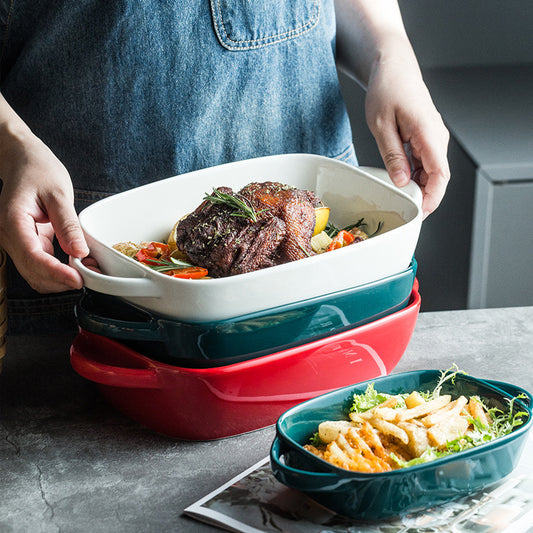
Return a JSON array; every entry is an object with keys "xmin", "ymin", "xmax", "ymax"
[{"xmin": 71, "ymin": 154, "xmax": 422, "ymax": 322}]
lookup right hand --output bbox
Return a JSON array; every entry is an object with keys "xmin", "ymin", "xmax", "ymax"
[
  {"xmin": 0, "ymin": 125, "xmax": 89, "ymax": 293},
  {"xmin": 334, "ymin": 0, "xmax": 450, "ymax": 218},
  {"xmin": 363, "ymin": 51, "xmax": 450, "ymax": 219}
]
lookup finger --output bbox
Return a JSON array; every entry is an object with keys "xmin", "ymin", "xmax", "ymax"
[
  {"xmin": 411, "ymin": 134, "xmax": 450, "ymax": 218},
  {"xmin": 46, "ymin": 198, "xmax": 89, "ymax": 259},
  {"xmin": 25, "ymin": 252, "xmax": 85, "ymax": 293},
  {"xmin": 6, "ymin": 215, "xmax": 84, "ymax": 293},
  {"xmin": 420, "ymin": 169, "xmax": 449, "ymax": 219},
  {"xmin": 81, "ymin": 256, "xmax": 102, "ymax": 274},
  {"xmin": 373, "ymin": 124, "xmax": 412, "ymax": 187}
]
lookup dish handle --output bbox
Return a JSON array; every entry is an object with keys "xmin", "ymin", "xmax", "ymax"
[
  {"xmin": 70, "ymin": 257, "xmax": 162, "ymax": 298},
  {"xmin": 76, "ymin": 293, "xmax": 165, "ymax": 343},
  {"xmin": 270, "ymin": 436, "xmax": 347, "ymax": 492},
  {"xmin": 484, "ymin": 379, "xmax": 533, "ymax": 408},
  {"xmin": 359, "ymin": 166, "xmax": 423, "ymax": 209},
  {"xmin": 70, "ymin": 335, "xmax": 160, "ymax": 389}
]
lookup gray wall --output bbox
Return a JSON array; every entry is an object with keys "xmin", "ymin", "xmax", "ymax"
[
  {"xmin": 400, "ymin": 0, "xmax": 533, "ymax": 69},
  {"xmin": 342, "ymin": 0, "xmax": 533, "ymax": 166},
  {"xmin": 340, "ymin": 1, "xmax": 533, "ymax": 311}
]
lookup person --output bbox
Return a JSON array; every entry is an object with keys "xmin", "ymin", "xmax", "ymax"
[{"xmin": 0, "ymin": 0, "xmax": 449, "ymax": 333}]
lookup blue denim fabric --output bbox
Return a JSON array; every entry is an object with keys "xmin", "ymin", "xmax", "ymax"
[{"xmin": 0, "ymin": 0, "xmax": 356, "ymax": 333}]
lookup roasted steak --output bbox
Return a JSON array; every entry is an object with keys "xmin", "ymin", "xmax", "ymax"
[{"xmin": 174, "ymin": 181, "xmax": 322, "ymax": 277}]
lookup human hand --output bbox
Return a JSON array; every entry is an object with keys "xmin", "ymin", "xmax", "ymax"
[
  {"xmin": 364, "ymin": 49, "xmax": 450, "ymax": 218},
  {"xmin": 0, "ymin": 126, "xmax": 89, "ymax": 293}
]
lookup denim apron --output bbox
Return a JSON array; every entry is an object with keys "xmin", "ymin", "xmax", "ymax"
[{"xmin": 0, "ymin": 0, "xmax": 356, "ymax": 333}]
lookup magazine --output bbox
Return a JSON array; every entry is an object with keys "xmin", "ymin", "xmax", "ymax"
[{"xmin": 184, "ymin": 434, "xmax": 533, "ymax": 533}]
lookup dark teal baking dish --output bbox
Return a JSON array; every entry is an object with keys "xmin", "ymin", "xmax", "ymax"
[
  {"xmin": 270, "ymin": 370, "xmax": 532, "ymax": 520},
  {"xmin": 75, "ymin": 259, "xmax": 416, "ymax": 367}
]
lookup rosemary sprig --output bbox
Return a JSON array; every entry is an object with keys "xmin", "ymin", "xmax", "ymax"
[
  {"xmin": 140, "ymin": 256, "xmax": 194, "ymax": 272},
  {"xmin": 204, "ymin": 188, "xmax": 266, "ymax": 222},
  {"xmin": 368, "ymin": 221, "xmax": 384, "ymax": 238},
  {"xmin": 341, "ymin": 217, "xmax": 366, "ymax": 234},
  {"xmin": 298, "ymin": 244, "xmax": 312, "ymax": 258},
  {"xmin": 325, "ymin": 221, "xmax": 341, "ymax": 238},
  {"xmin": 325, "ymin": 217, "xmax": 384, "ymax": 238}
]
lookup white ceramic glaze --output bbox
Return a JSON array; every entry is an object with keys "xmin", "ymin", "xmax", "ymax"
[{"xmin": 72, "ymin": 154, "xmax": 422, "ymax": 321}]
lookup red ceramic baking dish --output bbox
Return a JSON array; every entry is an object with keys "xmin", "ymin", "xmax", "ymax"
[{"xmin": 70, "ymin": 285, "xmax": 421, "ymax": 440}]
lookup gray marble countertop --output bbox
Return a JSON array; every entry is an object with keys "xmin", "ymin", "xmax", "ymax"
[{"xmin": 1, "ymin": 305, "xmax": 532, "ymax": 532}]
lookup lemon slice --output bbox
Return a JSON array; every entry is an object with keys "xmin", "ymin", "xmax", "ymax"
[
  {"xmin": 313, "ymin": 207, "xmax": 330, "ymax": 236},
  {"xmin": 167, "ymin": 219, "xmax": 182, "ymax": 251}
]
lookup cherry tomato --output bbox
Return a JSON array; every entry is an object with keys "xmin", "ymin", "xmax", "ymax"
[
  {"xmin": 135, "ymin": 242, "xmax": 170, "ymax": 264},
  {"xmin": 326, "ymin": 230, "xmax": 355, "ymax": 252},
  {"xmin": 144, "ymin": 242, "xmax": 170, "ymax": 258}
]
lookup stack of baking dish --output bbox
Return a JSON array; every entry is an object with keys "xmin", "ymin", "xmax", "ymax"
[{"xmin": 69, "ymin": 155, "xmax": 423, "ymax": 440}]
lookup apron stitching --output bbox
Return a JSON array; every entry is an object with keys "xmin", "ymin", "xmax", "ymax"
[{"xmin": 211, "ymin": 0, "xmax": 320, "ymax": 49}]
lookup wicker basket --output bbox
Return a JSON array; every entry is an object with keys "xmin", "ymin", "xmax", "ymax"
[{"xmin": 0, "ymin": 249, "xmax": 7, "ymax": 372}]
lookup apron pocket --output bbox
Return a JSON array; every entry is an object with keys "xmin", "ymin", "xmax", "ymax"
[{"xmin": 210, "ymin": 0, "xmax": 320, "ymax": 51}]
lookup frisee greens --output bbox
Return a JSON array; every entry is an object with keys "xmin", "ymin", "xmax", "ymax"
[
  {"xmin": 309, "ymin": 432, "xmax": 324, "ymax": 447},
  {"xmin": 349, "ymin": 366, "xmax": 467, "ymax": 415},
  {"xmin": 429, "ymin": 364, "xmax": 466, "ymax": 400},
  {"xmin": 350, "ymin": 383, "xmax": 403, "ymax": 413}
]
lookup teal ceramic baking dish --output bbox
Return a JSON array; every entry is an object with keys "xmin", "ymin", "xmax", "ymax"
[
  {"xmin": 75, "ymin": 260, "xmax": 416, "ymax": 367},
  {"xmin": 270, "ymin": 370, "xmax": 532, "ymax": 520}
]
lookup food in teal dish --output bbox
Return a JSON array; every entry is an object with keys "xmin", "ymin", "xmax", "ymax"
[{"xmin": 304, "ymin": 368, "xmax": 529, "ymax": 474}]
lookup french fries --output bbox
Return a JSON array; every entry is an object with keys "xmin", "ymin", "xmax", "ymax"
[
  {"xmin": 305, "ymin": 390, "xmax": 494, "ymax": 474},
  {"xmin": 318, "ymin": 421, "xmax": 357, "ymax": 443}
]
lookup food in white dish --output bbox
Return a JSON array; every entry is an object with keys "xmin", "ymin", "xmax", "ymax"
[{"xmin": 113, "ymin": 181, "xmax": 386, "ymax": 280}]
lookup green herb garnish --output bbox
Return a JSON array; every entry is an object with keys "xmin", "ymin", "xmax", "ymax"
[
  {"xmin": 325, "ymin": 221, "xmax": 341, "ymax": 238},
  {"xmin": 429, "ymin": 365, "xmax": 466, "ymax": 400},
  {"xmin": 204, "ymin": 188, "xmax": 267, "ymax": 222},
  {"xmin": 141, "ymin": 256, "xmax": 195, "ymax": 273},
  {"xmin": 368, "ymin": 221, "xmax": 384, "ymax": 238},
  {"xmin": 298, "ymin": 244, "xmax": 312, "ymax": 258},
  {"xmin": 477, "ymin": 395, "xmax": 528, "ymax": 441},
  {"xmin": 390, "ymin": 448, "xmax": 449, "ymax": 468},
  {"xmin": 309, "ymin": 432, "xmax": 324, "ymax": 447},
  {"xmin": 325, "ymin": 217, "xmax": 384, "ymax": 239},
  {"xmin": 351, "ymin": 383, "xmax": 399, "ymax": 413},
  {"xmin": 339, "ymin": 217, "xmax": 365, "ymax": 234}
]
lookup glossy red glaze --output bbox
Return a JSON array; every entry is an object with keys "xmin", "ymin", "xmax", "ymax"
[{"xmin": 70, "ymin": 284, "xmax": 421, "ymax": 440}]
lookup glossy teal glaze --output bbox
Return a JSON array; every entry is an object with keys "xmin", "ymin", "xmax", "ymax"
[
  {"xmin": 271, "ymin": 370, "xmax": 532, "ymax": 520},
  {"xmin": 75, "ymin": 260, "xmax": 416, "ymax": 367}
]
